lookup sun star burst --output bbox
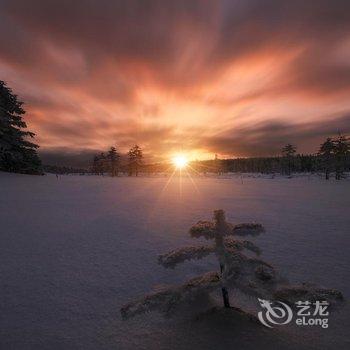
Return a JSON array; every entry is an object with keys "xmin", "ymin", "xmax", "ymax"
[{"xmin": 172, "ymin": 154, "xmax": 188, "ymax": 169}]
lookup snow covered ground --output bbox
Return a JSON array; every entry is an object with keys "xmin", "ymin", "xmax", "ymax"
[{"xmin": 0, "ymin": 172, "xmax": 349, "ymax": 349}]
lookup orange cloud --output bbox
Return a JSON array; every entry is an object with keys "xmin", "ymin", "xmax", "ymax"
[{"xmin": 1, "ymin": 0, "xmax": 350, "ymax": 164}]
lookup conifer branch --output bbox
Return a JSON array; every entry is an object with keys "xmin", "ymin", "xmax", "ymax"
[
  {"xmin": 158, "ymin": 245, "xmax": 215, "ymax": 268},
  {"xmin": 231, "ymin": 223, "xmax": 264, "ymax": 236},
  {"xmin": 224, "ymin": 237, "xmax": 261, "ymax": 255},
  {"xmin": 121, "ymin": 272, "xmax": 220, "ymax": 319},
  {"xmin": 274, "ymin": 285, "xmax": 344, "ymax": 305},
  {"xmin": 189, "ymin": 221, "xmax": 216, "ymax": 239}
]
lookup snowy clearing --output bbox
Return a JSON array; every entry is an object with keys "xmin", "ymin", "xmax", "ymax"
[{"xmin": 0, "ymin": 172, "xmax": 349, "ymax": 349}]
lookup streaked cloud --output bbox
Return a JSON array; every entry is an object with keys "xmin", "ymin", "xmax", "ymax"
[{"xmin": 1, "ymin": 0, "xmax": 350, "ymax": 162}]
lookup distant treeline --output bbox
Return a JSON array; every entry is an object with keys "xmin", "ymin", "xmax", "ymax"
[
  {"xmin": 194, "ymin": 154, "xmax": 349, "ymax": 178},
  {"xmin": 43, "ymin": 164, "xmax": 87, "ymax": 175},
  {"xmin": 91, "ymin": 145, "xmax": 143, "ymax": 176},
  {"xmin": 43, "ymin": 135, "xmax": 350, "ymax": 180},
  {"xmin": 195, "ymin": 137, "xmax": 350, "ymax": 179},
  {"xmin": 88, "ymin": 136, "xmax": 349, "ymax": 180}
]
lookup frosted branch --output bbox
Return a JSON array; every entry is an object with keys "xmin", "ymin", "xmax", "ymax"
[
  {"xmin": 158, "ymin": 245, "xmax": 215, "ymax": 268},
  {"xmin": 274, "ymin": 284, "xmax": 344, "ymax": 305},
  {"xmin": 120, "ymin": 271, "xmax": 221, "ymax": 319},
  {"xmin": 231, "ymin": 223, "xmax": 264, "ymax": 236},
  {"xmin": 222, "ymin": 251, "xmax": 276, "ymax": 296},
  {"xmin": 224, "ymin": 237, "xmax": 261, "ymax": 255},
  {"xmin": 189, "ymin": 221, "xmax": 216, "ymax": 239}
]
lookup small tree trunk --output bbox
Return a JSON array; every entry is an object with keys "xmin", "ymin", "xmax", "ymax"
[
  {"xmin": 221, "ymin": 286, "xmax": 230, "ymax": 308},
  {"xmin": 214, "ymin": 223, "xmax": 231, "ymax": 308},
  {"xmin": 220, "ymin": 263, "xmax": 230, "ymax": 308}
]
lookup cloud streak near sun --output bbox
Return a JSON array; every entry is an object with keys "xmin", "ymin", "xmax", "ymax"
[{"xmin": 1, "ymin": 0, "xmax": 350, "ymax": 161}]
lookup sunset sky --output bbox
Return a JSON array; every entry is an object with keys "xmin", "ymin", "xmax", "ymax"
[{"xmin": 1, "ymin": 0, "xmax": 350, "ymax": 164}]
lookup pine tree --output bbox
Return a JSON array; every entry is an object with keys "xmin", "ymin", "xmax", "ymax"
[
  {"xmin": 333, "ymin": 133, "xmax": 349, "ymax": 180},
  {"xmin": 98, "ymin": 152, "xmax": 107, "ymax": 175},
  {"xmin": 92, "ymin": 155, "xmax": 100, "ymax": 175},
  {"xmin": 318, "ymin": 138, "xmax": 334, "ymax": 180},
  {"xmin": 121, "ymin": 210, "xmax": 342, "ymax": 320},
  {"xmin": 91, "ymin": 152, "xmax": 107, "ymax": 175},
  {"xmin": 128, "ymin": 145, "xmax": 143, "ymax": 176},
  {"xmin": 213, "ymin": 154, "xmax": 223, "ymax": 175},
  {"xmin": 107, "ymin": 146, "xmax": 120, "ymax": 177},
  {"xmin": 281, "ymin": 144, "xmax": 297, "ymax": 175},
  {"xmin": 0, "ymin": 80, "xmax": 41, "ymax": 174}
]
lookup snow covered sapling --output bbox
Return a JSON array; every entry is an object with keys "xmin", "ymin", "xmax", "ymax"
[
  {"xmin": 159, "ymin": 209, "xmax": 264, "ymax": 308},
  {"xmin": 120, "ymin": 210, "xmax": 343, "ymax": 320},
  {"xmin": 120, "ymin": 210, "xmax": 270, "ymax": 318}
]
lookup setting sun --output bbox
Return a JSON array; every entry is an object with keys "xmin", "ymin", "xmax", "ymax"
[{"xmin": 172, "ymin": 154, "xmax": 189, "ymax": 169}]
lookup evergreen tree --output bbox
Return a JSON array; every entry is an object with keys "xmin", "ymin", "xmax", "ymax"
[
  {"xmin": 0, "ymin": 80, "xmax": 41, "ymax": 174},
  {"xmin": 92, "ymin": 155, "xmax": 100, "ymax": 174},
  {"xmin": 213, "ymin": 154, "xmax": 223, "ymax": 175},
  {"xmin": 128, "ymin": 145, "xmax": 143, "ymax": 176},
  {"xmin": 281, "ymin": 144, "xmax": 297, "ymax": 175},
  {"xmin": 107, "ymin": 146, "xmax": 120, "ymax": 177},
  {"xmin": 121, "ymin": 210, "xmax": 343, "ymax": 320},
  {"xmin": 318, "ymin": 138, "xmax": 334, "ymax": 180},
  {"xmin": 333, "ymin": 133, "xmax": 349, "ymax": 180},
  {"xmin": 92, "ymin": 152, "xmax": 107, "ymax": 175},
  {"xmin": 98, "ymin": 152, "xmax": 107, "ymax": 175}
]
